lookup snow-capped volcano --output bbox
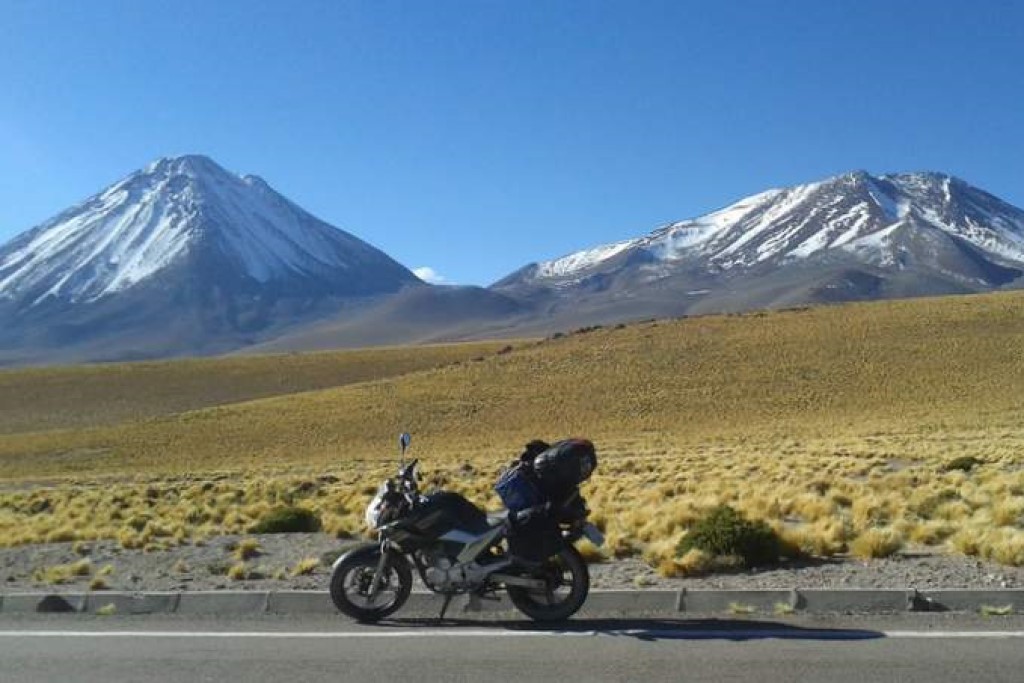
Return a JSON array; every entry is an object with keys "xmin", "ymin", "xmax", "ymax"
[
  {"xmin": 0, "ymin": 155, "xmax": 417, "ymax": 306},
  {"xmin": 0, "ymin": 155, "xmax": 420, "ymax": 364},
  {"xmin": 500, "ymin": 171, "xmax": 1024, "ymax": 288},
  {"xmin": 492, "ymin": 171, "xmax": 1024, "ymax": 325}
]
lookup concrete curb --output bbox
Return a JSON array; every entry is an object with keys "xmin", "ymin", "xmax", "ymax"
[
  {"xmin": 2, "ymin": 593, "xmax": 87, "ymax": 614},
  {"xmin": 680, "ymin": 589, "xmax": 797, "ymax": 614},
  {"xmin": 916, "ymin": 590, "xmax": 1024, "ymax": 613},
  {"xmin": 797, "ymin": 589, "xmax": 913, "ymax": 614},
  {"xmin": 176, "ymin": 591, "xmax": 269, "ymax": 615},
  {"xmin": 82, "ymin": 592, "xmax": 181, "ymax": 615},
  {"xmin": 3, "ymin": 589, "xmax": 1024, "ymax": 617}
]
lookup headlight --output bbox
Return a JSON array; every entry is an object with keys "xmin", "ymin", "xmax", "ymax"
[{"xmin": 364, "ymin": 484, "xmax": 388, "ymax": 529}]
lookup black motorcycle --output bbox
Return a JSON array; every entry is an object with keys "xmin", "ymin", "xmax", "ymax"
[{"xmin": 329, "ymin": 433, "xmax": 603, "ymax": 622}]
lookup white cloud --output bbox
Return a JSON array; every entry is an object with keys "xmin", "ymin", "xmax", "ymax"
[{"xmin": 413, "ymin": 266, "xmax": 449, "ymax": 285}]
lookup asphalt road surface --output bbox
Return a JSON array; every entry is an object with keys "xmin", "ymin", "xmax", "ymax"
[{"xmin": 3, "ymin": 614, "xmax": 1024, "ymax": 682}]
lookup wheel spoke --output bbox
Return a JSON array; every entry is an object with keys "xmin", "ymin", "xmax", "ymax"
[{"xmin": 343, "ymin": 563, "xmax": 399, "ymax": 608}]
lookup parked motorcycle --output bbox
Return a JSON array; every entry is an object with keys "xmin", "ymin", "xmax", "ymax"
[{"xmin": 329, "ymin": 433, "xmax": 603, "ymax": 622}]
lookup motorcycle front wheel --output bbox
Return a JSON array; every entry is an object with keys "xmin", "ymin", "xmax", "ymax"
[
  {"xmin": 329, "ymin": 546, "xmax": 412, "ymax": 622},
  {"xmin": 507, "ymin": 545, "xmax": 589, "ymax": 622}
]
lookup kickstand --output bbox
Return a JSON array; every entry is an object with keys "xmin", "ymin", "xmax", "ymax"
[{"xmin": 437, "ymin": 593, "xmax": 453, "ymax": 621}]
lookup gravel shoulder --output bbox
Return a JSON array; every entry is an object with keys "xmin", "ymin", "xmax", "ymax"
[{"xmin": 3, "ymin": 534, "xmax": 1023, "ymax": 594}]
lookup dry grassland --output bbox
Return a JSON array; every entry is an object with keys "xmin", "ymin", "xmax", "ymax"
[
  {"xmin": 2, "ymin": 291, "xmax": 1024, "ymax": 570},
  {"xmin": 0, "ymin": 341, "xmax": 514, "ymax": 434}
]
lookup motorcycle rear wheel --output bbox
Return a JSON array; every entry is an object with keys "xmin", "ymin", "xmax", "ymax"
[
  {"xmin": 329, "ymin": 548, "xmax": 412, "ymax": 622},
  {"xmin": 507, "ymin": 545, "xmax": 589, "ymax": 622}
]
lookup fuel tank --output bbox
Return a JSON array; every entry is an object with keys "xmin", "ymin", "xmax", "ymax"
[{"xmin": 388, "ymin": 491, "xmax": 491, "ymax": 548}]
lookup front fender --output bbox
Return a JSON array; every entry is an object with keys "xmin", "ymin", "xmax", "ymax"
[
  {"xmin": 331, "ymin": 542, "xmax": 381, "ymax": 571},
  {"xmin": 331, "ymin": 542, "xmax": 412, "ymax": 575}
]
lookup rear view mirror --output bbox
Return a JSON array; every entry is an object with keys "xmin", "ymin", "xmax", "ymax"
[{"xmin": 399, "ymin": 432, "xmax": 411, "ymax": 455}]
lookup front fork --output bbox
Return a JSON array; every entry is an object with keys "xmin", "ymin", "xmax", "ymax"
[{"xmin": 366, "ymin": 537, "xmax": 392, "ymax": 605}]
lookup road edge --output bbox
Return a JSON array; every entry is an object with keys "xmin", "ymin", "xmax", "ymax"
[{"xmin": 2, "ymin": 589, "xmax": 1023, "ymax": 617}]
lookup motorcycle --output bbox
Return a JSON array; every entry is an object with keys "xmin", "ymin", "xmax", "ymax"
[{"xmin": 329, "ymin": 433, "xmax": 604, "ymax": 622}]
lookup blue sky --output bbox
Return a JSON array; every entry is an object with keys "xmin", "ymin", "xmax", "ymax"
[{"xmin": 2, "ymin": 1, "xmax": 1022, "ymax": 286}]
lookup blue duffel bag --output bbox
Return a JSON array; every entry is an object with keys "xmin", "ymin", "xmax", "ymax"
[{"xmin": 494, "ymin": 464, "xmax": 544, "ymax": 513}]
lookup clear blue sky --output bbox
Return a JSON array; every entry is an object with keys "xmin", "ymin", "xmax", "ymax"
[{"xmin": 2, "ymin": 1, "xmax": 1022, "ymax": 285}]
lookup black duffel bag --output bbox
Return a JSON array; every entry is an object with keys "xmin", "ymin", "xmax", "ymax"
[{"xmin": 532, "ymin": 438, "xmax": 597, "ymax": 502}]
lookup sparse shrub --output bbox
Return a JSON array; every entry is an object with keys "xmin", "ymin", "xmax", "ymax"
[
  {"xmin": 89, "ymin": 577, "xmax": 108, "ymax": 591},
  {"xmin": 45, "ymin": 527, "xmax": 77, "ymax": 543},
  {"xmin": 664, "ymin": 548, "xmax": 713, "ymax": 577},
  {"xmin": 676, "ymin": 505, "xmax": 781, "ymax": 568},
  {"xmin": 249, "ymin": 506, "xmax": 321, "ymax": 534},
  {"xmin": 943, "ymin": 456, "xmax": 982, "ymax": 473},
  {"xmin": 126, "ymin": 514, "xmax": 151, "ymax": 532},
  {"xmin": 932, "ymin": 500, "xmax": 972, "ymax": 522},
  {"xmin": 574, "ymin": 539, "xmax": 606, "ymax": 563},
  {"xmin": 852, "ymin": 496, "xmax": 898, "ymax": 529},
  {"xmin": 909, "ymin": 521, "xmax": 955, "ymax": 545},
  {"xmin": 949, "ymin": 530, "xmax": 982, "ymax": 556},
  {"xmin": 774, "ymin": 602, "xmax": 795, "ymax": 615},
  {"xmin": 809, "ymin": 480, "xmax": 830, "ymax": 496},
  {"xmin": 980, "ymin": 604, "xmax": 1013, "ymax": 616},
  {"xmin": 913, "ymin": 489, "xmax": 960, "ymax": 519},
  {"xmin": 184, "ymin": 507, "xmax": 209, "ymax": 525},
  {"xmin": 831, "ymin": 493, "xmax": 853, "ymax": 508},
  {"xmin": 33, "ymin": 558, "xmax": 92, "ymax": 584},
  {"xmin": 234, "ymin": 538, "xmax": 261, "ymax": 560},
  {"xmin": 69, "ymin": 558, "xmax": 92, "ymax": 576},
  {"xmin": 290, "ymin": 558, "xmax": 320, "ymax": 576},
  {"xmin": 227, "ymin": 562, "xmax": 249, "ymax": 580},
  {"xmin": 980, "ymin": 529, "xmax": 1024, "ymax": 566},
  {"xmin": 633, "ymin": 574, "xmax": 656, "ymax": 588},
  {"xmin": 95, "ymin": 603, "xmax": 116, "ymax": 616},
  {"xmin": 849, "ymin": 528, "xmax": 903, "ymax": 559},
  {"xmin": 778, "ymin": 523, "xmax": 842, "ymax": 557},
  {"xmin": 322, "ymin": 514, "xmax": 358, "ymax": 539},
  {"xmin": 991, "ymin": 500, "xmax": 1024, "ymax": 528},
  {"xmin": 206, "ymin": 559, "xmax": 232, "ymax": 576}
]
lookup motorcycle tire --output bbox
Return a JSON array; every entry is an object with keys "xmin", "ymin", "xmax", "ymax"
[
  {"xmin": 329, "ymin": 545, "xmax": 412, "ymax": 622},
  {"xmin": 507, "ymin": 545, "xmax": 589, "ymax": 622}
]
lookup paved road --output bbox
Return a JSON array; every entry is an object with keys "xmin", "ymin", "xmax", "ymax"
[{"xmin": 3, "ymin": 614, "xmax": 1024, "ymax": 682}]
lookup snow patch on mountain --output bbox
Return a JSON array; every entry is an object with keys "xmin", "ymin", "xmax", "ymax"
[
  {"xmin": 534, "ymin": 240, "xmax": 635, "ymax": 278},
  {"xmin": 513, "ymin": 171, "xmax": 1024, "ymax": 286},
  {"xmin": 0, "ymin": 155, "xmax": 384, "ymax": 305}
]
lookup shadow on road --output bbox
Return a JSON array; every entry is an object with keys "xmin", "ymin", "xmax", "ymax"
[{"xmin": 382, "ymin": 617, "xmax": 885, "ymax": 642}]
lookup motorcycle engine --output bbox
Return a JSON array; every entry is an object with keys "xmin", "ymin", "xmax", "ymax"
[
  {"xmin": 421, "ymin": 549, "xmax": 485, "ymax": 592},
  {"xmin": 422, "ymin": 553, "xmax": 453, "ymax": 591}
]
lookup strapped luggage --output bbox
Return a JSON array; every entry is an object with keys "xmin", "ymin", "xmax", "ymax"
[{"xmin": 494, "ymin": 438, "xmax": 597, "ymax": 512}]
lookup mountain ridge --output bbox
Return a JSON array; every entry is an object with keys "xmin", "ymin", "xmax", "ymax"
[
  {"xmin": 0, "ymin": 155, "xmax": 421, "ymax": 364},
  {"xmin": 0, "ymin": 154, "xmax": 419, "ymax": 307},
  {"xmin": 3, "ymin": 162, "xmax": 1024, "ymax": 364},
  {"xmin": 494, "ymin": 170, "xmax": 1024, "ymax": 291}
]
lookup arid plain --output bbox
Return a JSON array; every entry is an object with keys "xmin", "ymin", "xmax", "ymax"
[{"xmin": 2, "ymin": 291, "xmax": 1024, "ymax": 580}]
